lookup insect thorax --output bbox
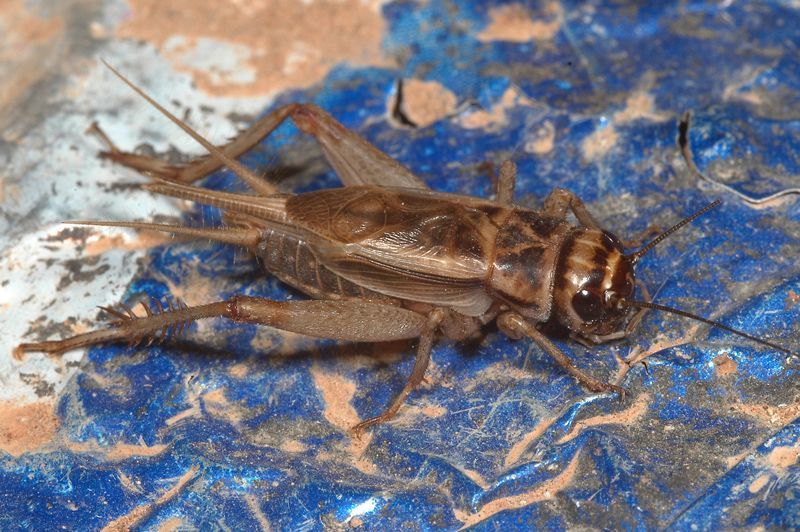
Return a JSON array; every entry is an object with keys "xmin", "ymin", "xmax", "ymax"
[{"xmin": 489, "ymin": 211, "xmax": 572, "ymax": 321}]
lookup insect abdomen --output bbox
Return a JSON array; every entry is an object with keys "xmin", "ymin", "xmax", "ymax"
[{"xmin": 256, "ymin": 228, "xmax": 388, "ymax": 301}]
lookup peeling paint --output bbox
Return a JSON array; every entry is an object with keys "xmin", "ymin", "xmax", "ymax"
[
  {"xmin": 478, "ymin": 2, "xmax": 563, "ymax": 43},
  {"xmin": 581, "ymin": 122, "xmax": 619, "ymax": 162},
  {"xmin": 101, "ymin": 465, "xmax": 199, "ymax": 531},
  {"xmin": 504, "ymin": 416, "xmax": 556, "ymax": 468},
  {"xmin": 713, "ymin": 354, "xmax": 738, "ymax": 377},
  {"xmin": 390, "ymin": 79, "xmax": 457, "ymax": 128},
  {"xmin": 523, "ymin": 120, "xmax": 555, "ymax": 155},
  {"xmin": 557, "ymin": 393, "xmax": 650, "ymax": 445},
  {"xmin": 456, "ymin": 86, "xmax": 533, "ymax": 132},
  {"xmin": 0, "ymin": 400, "xmax": 58, "ymax": 456},
  {"xmin": 614, "ymin": 90, "xmax": 670, "ymax": 124},
  {"xmin": 456, "ymin": 451, "xmax": 581, "ymax": 528},
  {"xmin": 67, "ymin": 440, "xmax": 169, "ymax": 461},
  {"xmin": 116, "ymin": 0, "xmax": 394, "ymax": 98}
]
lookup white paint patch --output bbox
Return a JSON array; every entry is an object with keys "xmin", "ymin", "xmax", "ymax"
[
  {"xmin": 1, "ymin": 34, "xmax": 275, "ymax": 403},
  {"xmin": 164, "ymin": 35, "xmax": 258, "ymax": 87}
]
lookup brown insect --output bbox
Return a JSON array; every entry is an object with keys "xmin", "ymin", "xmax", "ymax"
[{"xmin": 15, "ymin": 64, "xmax": 790, "ymax": 432}]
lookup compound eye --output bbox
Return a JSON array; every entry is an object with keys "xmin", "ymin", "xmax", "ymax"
[{"xmin": 572, "ymin": 289, "xmax": 604, "ymax": 322}]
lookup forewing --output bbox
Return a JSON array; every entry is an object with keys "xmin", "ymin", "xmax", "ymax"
[{"xmin": 285, "ymin": 187, "xmax": 499, "ymax": 315}]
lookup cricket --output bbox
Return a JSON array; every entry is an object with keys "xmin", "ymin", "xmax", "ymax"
[{"xmin": 14, "ymin": 63, "xmax": 790, "ymax": 432}]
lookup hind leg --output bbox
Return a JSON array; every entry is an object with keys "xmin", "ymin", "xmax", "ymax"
[
  {"xmin": 15, "ymin": 297, "xmax": 440, "ymax": 430},
  {"xmin": 95, "ymin": 81, "xmax": 426, "ymax": 189}
]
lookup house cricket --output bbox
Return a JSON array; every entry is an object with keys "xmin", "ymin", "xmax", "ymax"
[{"xmin": 14, "ymin": 63, "xmax": 791, "ymax": 432}]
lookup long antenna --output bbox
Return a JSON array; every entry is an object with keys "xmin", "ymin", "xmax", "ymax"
[
  {"xmin": 622, "ymin": 299, "xmax": 792, "ymax": 354},
  {"xmin": 628, "ymin": 199, "xmax": 721, "ymax": 264}
]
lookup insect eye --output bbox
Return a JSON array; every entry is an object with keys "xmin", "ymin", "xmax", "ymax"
[{"xmin": 572, "ymin": 289, "xmax": 604, "ymax": 322}]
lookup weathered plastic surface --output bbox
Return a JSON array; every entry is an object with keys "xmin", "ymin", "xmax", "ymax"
[{"xmin": 1, "ymin": 1, "xmax": 799, "ymax": 529}]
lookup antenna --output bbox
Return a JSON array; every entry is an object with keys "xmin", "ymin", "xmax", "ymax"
[
  {"xmin": 628, "ymin": 199, "xmax": 721, "ymax": 264},
  {"xmin": 622, "ymin": 299, "xmax": 792, "ymax": 355}
]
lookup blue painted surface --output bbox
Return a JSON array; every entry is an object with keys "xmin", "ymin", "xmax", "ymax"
[{"xmin": 3, "ymin": 1, "xmax": 800, "ymax": 529}]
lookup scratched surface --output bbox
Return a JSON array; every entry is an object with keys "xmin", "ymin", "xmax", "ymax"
[{"xmin": 1, "ymin": 1, "xmax": 799, "ymax": 530}]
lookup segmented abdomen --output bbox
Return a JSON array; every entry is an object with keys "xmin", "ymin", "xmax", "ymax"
[{"xmin": 256, "ymin": 227, "xmax": 391, "ymax": 302}]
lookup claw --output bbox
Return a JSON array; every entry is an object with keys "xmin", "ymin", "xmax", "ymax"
[{"xmin": 349, "ymin": 415, "xmax": 383, "ymax": 436}]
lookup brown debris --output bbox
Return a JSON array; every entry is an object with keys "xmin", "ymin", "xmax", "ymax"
[{"xmin": 713, "ymin": 354, "xmax": 738, "ymax": 377}]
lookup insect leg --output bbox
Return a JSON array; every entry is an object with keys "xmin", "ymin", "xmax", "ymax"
[
  {"xmin": 15, "ymin": 297, "xmax": 428, "ymax": 359},
  {"xmin": 495, "ymin": 160, "xmax": 517, "ymax": 206},
  {"xmin": 497, "ymin": 312, "xmax": 625, "ymax": 398},
  {"xmin": 288, "ymin": 103, "xmax": 429, "ymax": 189},
  {"xmin": 68, "ymin": 220, "xmax": 261, "ymax": 248},
  {"xmin": 542, "ymin": 188, "xmax": 600, "ymax": 228},
  {"xmin": 350, "ymin": 309, "xmax": 445, "ymax": 433},
  {"xmin": 98, "ymin": 68, "xmax": 427, "ymax": 189},
  {"xmin": 105, "ymin": 63, "xmax": 275, "ymax": 195},
  {"xmin": 87, "ymin": 122, "xmax": 186, "ymax": 180}
]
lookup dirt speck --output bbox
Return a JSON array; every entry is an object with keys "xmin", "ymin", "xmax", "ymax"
[
  {"xmin": 280, "ymin": 440, "xmax": 307, "ymax": 453},
  {"xmin": 504, "ymin": 416, "xmax": 556, "ymax": 468},
  {"xmin": 310, "ymin": 363, "xmax": 359, "ymax": 429},
  {"xmin": 786, "ymin": 290, "xmax": 800, "ymax": 309},
  {"xmin": 748, "ymin": 473, "xmax": 770, "ymax": 494},
  {"xmin": 456, "ymin": 86, "xmax": 533, "ymax": 132},
  {"xmin": 456, "ymin": 451, "xmax": 580, "ymax": 528},
  {"xmin": 766, "ymin": 446, "xmax": 799, "ymax": 469},
  {"xmin": 724, "ymin": 450, "xmax": 751, "ymax": 470},
  {"xmin": 118, "ymin": 470, "xmax": 144, "ymax": 494},
  {"xmin": 165, "ymin": 405, "xmax": 200, "ymax": 426},
  {"xmin": 391, "ymin": 79, "xmax": 457, "ymax": 128},
  {"xmin": 102, "ymin": 465, "xmax": 199, "ymax": 532},
  {"xmin": 731, "ymin": 402, "xmax": 800, "ymax": 426},
  {"xmin": 203, "ymin": 387, "xmax": 245, "ymax": 425},
  {"xmin": 581, "ymin": 123, "xmax": 618, "ymax": 162},
  {"xmin": 117, "ymin": 0, "xmax": 393, "ymax": 97},
  {"xmin": 244, "ymin": 493, "xmax": 272, "ymax": 530},
  {"xmin": 309, "ymin": 363, "xmax": 373, "ymax": 457},
  {"xmin": 68, "ymin": 440, "xmax": 169, "ymax": 461},
  {"xmin": 524, "ymin": 121, "xmax": 555, "ymax": 155},
  {"xmin": 618, "ymin": 325, "xmax": 702, "ymax": 382},
  {"xmin": 0, "ymin": 400, "xmax": 59, "ymax": 457},
  {"xmin": 228, "ymin": 361, "xmax": 250, "ymax": 379},
  {"xmin": 722, "ymin": 65, "xmax": 768, "ymax": 107},
  {"xmin": 18, "ymin": 372, "xmax": 56, "ymax": 398},
  {"xmin": 421, "ymin": 404, "xmax": 446, "ymax": 418},
  {"xmin": 713, "ymin": 354, "xmax": 738, "ymax": 377},
  {"xmin": 84, "ymin": 230, "xmax": 175, "ymax": 256},
  {"xmin": 157, "ymin": 516, "xmax": 187, "ymax": 532},
  {"xmin": 613, "ymin": 91, "xmax": 670, "ymax": 124},
  {"xmin": 478, "ymin": 2, "xmax": 563, "ymax": 43}
]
